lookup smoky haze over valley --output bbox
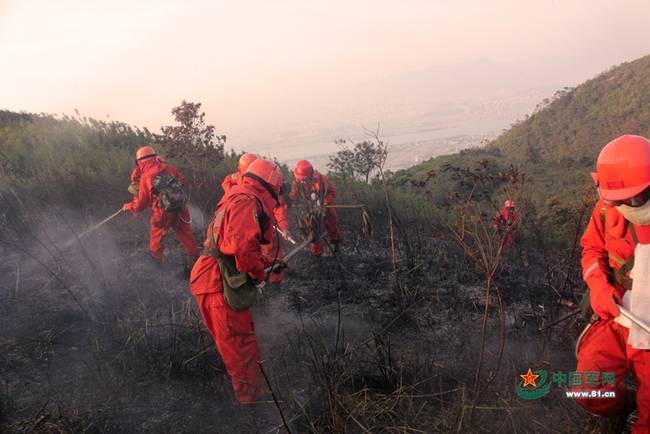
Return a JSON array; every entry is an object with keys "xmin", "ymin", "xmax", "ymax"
[
  {"xmin": 1, "ymin": 0, "xmax": 649, "ymax": 169},
  {"xmin": 252, "ymin": 57, "xmax": 609, "ymax": 170}
]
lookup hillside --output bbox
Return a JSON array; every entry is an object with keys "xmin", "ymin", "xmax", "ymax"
[
  {"xmin": 2, "ymin": 58, "xmax": 646, "ymax": 431},
  {"xmin": 394, "ymin": 54, "xmax": 650, "ymax": 210}
]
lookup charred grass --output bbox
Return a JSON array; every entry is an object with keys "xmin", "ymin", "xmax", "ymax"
[{"xmin": 0, "ymin": 201, "xmax": 602, "ymax": 433}]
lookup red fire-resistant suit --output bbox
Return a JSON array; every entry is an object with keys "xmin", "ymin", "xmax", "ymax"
[
  {"xmin": 130, "ymin": 165, "xmax": 141, "ymax": 185},
  {"xmin": 221, "ymin": 171, "xmax": 289, "ymax": 283},
  {"xmin": 130, "ymin": 156, "xmax": 167, "ymax": 186},
  {"xmin": 290, "ymin": 171, "xmax": 341, "ymax": 256},
  {"xmin": 124, "ymin": 158, "xmax": 199, "ymax": 259},
  {"xmin": 265, "ymin": 199, "xmax": 289, "ymax": 283},
  {"xmin": 221, "ymin": 172, "xmax": 240, "ymax": 194},
  {"xmin": 577, "ymin": 200, "xmax": 650, "ymax": 432},
  {"xmin": 128, "ymin": 156, "xmax": 166, "ymax": 195},
  {"xmin": 493, "ymin": 206, "xmax": 517, "ymax": 248},
  {"xmin": 189, "ymin": 178, "xmax": 279, "ymax": 402}
]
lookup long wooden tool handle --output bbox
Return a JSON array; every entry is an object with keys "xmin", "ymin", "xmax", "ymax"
[
  {"xmin": 276, "ymin": 226, "xmax": 296, "ymax": 244},
  {"xmin": 619, "ymin": 305, "xmax": 650, "ymax": 335},
  {"xmin": 264, "ymin": 238, "xmax": 312, "ymax": 273},
  {"xmin": 326, "ymin": 204, "xmax": 366, "ymax": 209},
  {"xmin": 284, "ymin": 238, "xmax": 312, "ymax": 262}
]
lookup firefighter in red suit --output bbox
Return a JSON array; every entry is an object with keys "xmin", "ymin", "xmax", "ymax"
[
  {"xmin": 122, "ymin": 146, "xmax": 199, "ymax": 259},
  {"xmin": 289, "ymin": 160, "xmax": 341, "ymax": 256},
  {"xmin": 222, "ymin": 152, "xmax": 289, "ymax": 284},
  {"xmin": 494, "ymin": 199, "xmax": 518, "ymax": 249},
  {"xmin": 127, "ymin": 155, "xmax": 166, "ymax": 196},
  {"xmin": 221, "ymin": 152, "xmax": 258, "ymax": 194},
  {"xmin": 190, "ymin": 159, "xmax": 285, "ymax": 403},
  {"xmin": 577, "ymin": 135, "xmax": 650, "ymax": 433}
]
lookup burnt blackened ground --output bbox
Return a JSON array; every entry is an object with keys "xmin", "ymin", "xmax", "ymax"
[
  {"xmin": 1, "ymin": 208, "xmax": 602, "ymax": 433},
  {"xmin": 0, "ymin": 211, "xmax": 277, "ymax": 433}
]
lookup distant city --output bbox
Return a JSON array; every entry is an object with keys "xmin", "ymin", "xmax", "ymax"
[{"xmin": 244, "ymin": 85, "xmax": 554, "ymax": 171}]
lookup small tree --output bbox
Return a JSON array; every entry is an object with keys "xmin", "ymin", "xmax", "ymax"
[
  {"xmin": 444, "ymin": 160, "xmax": 524, "ymax": 401},
  {"xmin": 156, "ymin": 101, "xmax": 227, "ymax": 213},
  {"xmin": 328, "ymin": 139, "xmax": 388, "ymax": 183},
  {"xmin": 156, "ymin": 101, "xmax": 225, "ymax": 177},
  {"xmin": 327, "ymin": 142, "xmax": 356, "ymax": 181}
]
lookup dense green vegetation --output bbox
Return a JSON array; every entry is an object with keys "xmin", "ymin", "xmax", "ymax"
[
  {"xmin": 0, "ymin": 107, "xmax": 240, "ymax": 226},
  {"xmin": 0, "ymin": 113, "xmax": 150, "ymax": 208}
]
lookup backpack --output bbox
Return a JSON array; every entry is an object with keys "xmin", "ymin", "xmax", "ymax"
[
  {"xmin": 152, "ymin": 172, "xmax": 188, "ymax": 211},
  {"xmin": 205, "ymin": 193, "xmax": 270, "ymax": 311}
]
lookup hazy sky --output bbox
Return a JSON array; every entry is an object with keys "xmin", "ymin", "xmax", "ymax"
[{"xmin": 1, "ymin": 0, "xmax": 649, "ymax": 153}]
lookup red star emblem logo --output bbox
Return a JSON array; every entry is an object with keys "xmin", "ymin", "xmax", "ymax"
[{"xmin": 520, "ymin": 368, "xmax": 540, "ymax": 388}]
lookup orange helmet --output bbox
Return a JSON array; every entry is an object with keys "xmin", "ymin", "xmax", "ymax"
[
  {"xmin": 504, "ymin": 200, "xmax": 515, "ymax": 208},
  {"xmin": 294, "ymin": 160, "xmax": 314, "ymax": 181},
  {"xmin": 245, "ymin": 159, "xmax": 283, "ymax": 198},
  {"xmin": 136, "ymin": 146, "xmax": 156, "ymax": 161},
  {"xmin": 593, "ymin": 135, "xmax": 650, "ymax": 201},
  {"xmin": 237, "ymin": 153, "xmax": 258, "ymax": 175}
]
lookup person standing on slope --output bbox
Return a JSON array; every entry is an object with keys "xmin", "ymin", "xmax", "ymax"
[
  {"xmin": 494, "ymin": 199, "xmax": 518, "ymax": 249},
  {"xmin": 289, "ymin": 160, "xmax": 341, "ymax": 256},
  {"xmin": 221, "ymin": 152, "xmax": 289, "ymax": 285},
  {"xmin": 127, "ymin": 154, "xmax": 166, "ymax": 196},
  {"xmin": 122, "ymin": 146, "xmax": 200, "ymax": 261},
  {"xmin": 189, "ymin": 159, "xmax": 286, "ymax": 403},
  {"xmin": 576, "ymin": 135, "xmax": 650, "ymax": 433},
  {"xmin": 221, "ymin": 152, "xmax": 259, "ymax": 194}
]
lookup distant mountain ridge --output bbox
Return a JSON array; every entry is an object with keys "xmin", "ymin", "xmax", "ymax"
[
  {"xmin": 395, "ymin": 54, "xmax": 650, "ymax": 207},
  {"xmin": 240, "ymin": 57, "xmax": 593, "ymax": 165},
  {"xmin": 490, "ymin": 55, "xmax": 650, "ymax": 164}
]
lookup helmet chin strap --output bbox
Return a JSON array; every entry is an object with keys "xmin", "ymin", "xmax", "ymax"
[
  {"xmin": 243, "ymin": 172, "xmax": 279, "ymax": 202},
  {"xmin": 617, "ymin": 201, "xmax": 650, "ymax": 225},
  {"xmin": 136, "ymin": 154, "xmax": 156, "ymax": 164}
]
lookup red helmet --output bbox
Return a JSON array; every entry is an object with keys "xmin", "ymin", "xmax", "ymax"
[
  {"xmin": 136, "ymin": 146, "xmax": 156, "ymax": 161},
  {"xmin": 593, "ymin": 135, "xmax": 650, "ymax": 201},
  {"xmin": 245, "ymin": 159, "xmax": 283, "ymax": 197},
  {"xmin": 237, "ymin": 153, "xmax": 258, "ymax": 175},
  {"xmin": 294, "ymin": 160, "xmax": 314, "ymax": 181},
  {"xmin": 504, "ymin": 200, "xmax": 515, "ymax": 208}
]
